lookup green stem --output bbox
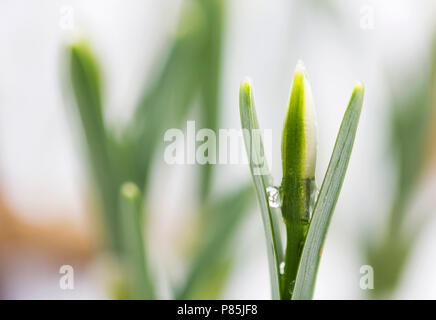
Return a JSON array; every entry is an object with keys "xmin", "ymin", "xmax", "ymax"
[
  {"xmin": 119, "ymin": 182, "xmax": 155, "ymax": 299},
  {"xmin": 281, "ymin": 177, "xmax": 312, "ymax": 299},
  {"xmin": 280, "ymin": 64, "xmax": 316, "ymax": 299}
]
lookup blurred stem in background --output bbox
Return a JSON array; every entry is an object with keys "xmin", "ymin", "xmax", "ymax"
[
  {"xmin": 365, "ymin": 35, "xmax": 436, "ymax": 299},
  {"xmin": 197, "ymin": 0, "xmax": 223, "ymax": 201},
  {"xmin": 119, "ymin": 183, "xmax": 154, "ymax": 299},
  {"xmin": 176, "ymin": 184, "xmax": 254, "ymax": 299},
  {"xmin": 64, "ymin": 0, "xmax": 254, "ymax": 299}
]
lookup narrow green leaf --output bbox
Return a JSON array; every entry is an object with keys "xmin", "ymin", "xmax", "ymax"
[
  {"xmin": 197, "ymin": 0, "xmax": 225, "ymax": 202},
  {"xmin": 67, "ymin": 40, "xmax": 121, "ymax": 253},
  {"xmin": 366, "ymin": 35, "xmax": 436, "ymax": 298},
  {"xmin": 388, "ymin": 53, "xmax": 435, "ymax": 229},
  {"xmin": 119, "ymin": 182, "xmax": 155, "ymax": 299},
  {"xmin": 239, "ymin": 79, "xmax": 284, "ymax": 300},
  {"xmin": 292, "ymin": 84, "xmax": 364, "ymax": 300},
  {"xmin": 129, "ymin": 0, "xmax": 208, "ymax": 192}
]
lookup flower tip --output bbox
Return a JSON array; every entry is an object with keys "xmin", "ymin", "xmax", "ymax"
[
  {"xmin": 241, "ymin": 77, "xmax": 252, "ymax": 86},
  {"xmin": 295, "ymin": 59, "xmax": 307, "ymax": 77}
]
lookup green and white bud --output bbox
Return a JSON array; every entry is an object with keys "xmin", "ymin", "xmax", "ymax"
[
  {"xmin": 280, "ymin": 60, "xmax": 318, "ymax": 299},
  {"xmin": 297, "ymin": 62, "xmax": 317, "ymax": 179},
  {"xmin": 282, "ymin": 60, "xmax": 318, "ymax": 182}
]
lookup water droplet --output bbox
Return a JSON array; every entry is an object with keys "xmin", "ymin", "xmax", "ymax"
[
  {"xmin": 302, "ymin": 179, "xmax": 317, "ymax": 223},
  {"xmin": 309, "ymin": 180, "xmax": 318, "ymax": 217},
  {"xmin": 266, "ymin": 186, "xmax": 281, "ymax": 208},
  {"xmin": 280, "ymin": 262, "xmax": 285, "ymax": 274}
]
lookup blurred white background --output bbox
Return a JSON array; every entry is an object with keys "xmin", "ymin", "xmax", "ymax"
[{"xmin": 0, "ymin": 0, "xmax": 436, "ymax": 299}]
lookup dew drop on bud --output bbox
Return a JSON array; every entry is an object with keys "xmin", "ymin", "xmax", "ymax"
[
  {"xmin": 308, "ymin": 180, "xmax": 318, "ymax": 219},
  {"xmin": 280, "ymin": 262, "xmax": 285, "ymax": 275},
  {"xmin": 266, "ymin": 186, "xmax": 281, "ymax": 208}
]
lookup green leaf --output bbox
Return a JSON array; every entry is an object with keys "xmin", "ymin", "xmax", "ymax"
[
  {"xmin": 292, "ymin": 84, "xmax": 364, "ymax": 300},
  {"xmin": 128, "ymin": 0, "xmax": 208, "ymax": 192},
  {"xmin": 365, "ymin": 34, "xmax": 436, "ymax": 298},
  {"xmin": 197, "ymin": 0, "xmax": 225, "ymax": 202},
  {"xmin": 119, "ymin": 182, "xmax": 155, "ymax": 299},
  {"xmin": 366, "ymin": 228, "xmax": 419, "ymax": 299},
  {"xmin": 239, "ymin": 79, "xmax": 285, "ymax": 300},
  {"xmin": 67, "ymin": 40, "xmax": 121, "ymax": 253},
  {"xmin": 388, "ymin": 62, "xmax": 435, "ymax": 229}
]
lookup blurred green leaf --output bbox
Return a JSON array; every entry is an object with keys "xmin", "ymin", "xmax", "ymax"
[
  {"xmin": 366, "ymin": 35, "xmax": 436, "ymax": 299},
  {"xmin": 183, "ymin": 256, "xmax": 233, "ymax": 300},
  {"xmin": 176, "ymin": 183, "xmax": 254, "ymax": 299},
  {"xmin": 197, "ymin": 0, "xmax": 224, "ymax": 201},
  {"xmin": 366, "ymin": 227, "xmax": 419, "ymax": 299},
  {"xmin": 67, "ymin": 40, "xmax": 121, "ymax": 253},
  {"xmin": 292, "ymin": 84, "xmax": 364, "ymax": 300},
  {"xmin": 389, "ymin": 74, "xmax": 434, "ymax": 229},
  {"xmin": 129, "ymin": 0, "xmax": 210, "ymax": 192}
]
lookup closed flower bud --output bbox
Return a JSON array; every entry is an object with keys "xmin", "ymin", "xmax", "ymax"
[{"xmin": 282, "ymin": 60, "xmax": 318, "ymax": 182}]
